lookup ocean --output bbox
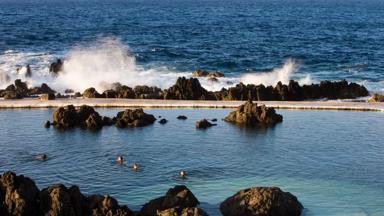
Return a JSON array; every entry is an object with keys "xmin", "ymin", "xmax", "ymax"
[{"xmin": 0, "ymin": 0, "xmax": 383, "ymax": 92}]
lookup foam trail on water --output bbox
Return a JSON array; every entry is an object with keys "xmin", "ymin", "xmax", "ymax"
[{"xmin": 240, "ymin": 59, "xmax": 312, "ymax": 86}]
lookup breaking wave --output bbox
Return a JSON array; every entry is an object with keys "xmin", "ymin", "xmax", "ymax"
[{"xmin": 5, "ymin": 37, "xmax": 378, "ymax": 93}]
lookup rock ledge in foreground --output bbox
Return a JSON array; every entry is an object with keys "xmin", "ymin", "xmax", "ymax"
[{"xmin": 220, "ymin": 187, "xmax": 303, "ymax": 216}]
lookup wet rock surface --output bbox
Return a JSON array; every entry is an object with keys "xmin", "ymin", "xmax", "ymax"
[
  {"xmin": 0, "ymin": 171, "xmax": 133, "ymax": 216},
  {"xmin": 115, "ymin": 108, "xmax": 156, "ymax": 128},
  {"xmin": 177, "ymin": 115, "xmax": 188, "ymax": 120},
  {"xmin": 140, "ymin": 185, "xmax": 200, "ymax": 216},
  {"xmin": 224, "ymin": 101, "xmax": 283, "ymax": 126},
  {"xmin": 0, "ymin": 171, "xmax": 40, "ymax": 216},
  {"xmin": 220, "ymin": 187, "xmax": 303, "ymax": 216},
  {"xmin": 1, "ymin": 172, "xmax": 304, "ymax": 216},
  {"xmin": 51, "ymin": 106, "xmax": 157, "ymax": 130},
  {"xmin": 195, "ymin": 119, "xmax": 216, "ymax": 129}
]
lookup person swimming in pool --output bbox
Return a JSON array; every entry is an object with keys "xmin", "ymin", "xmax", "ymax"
[
  {"xmin": 35, "ymin": 154, "xmax": 48, "ymax": 161},
  {"xmin": 132, "ymin": 163, "xmax": 139, "ymax": 171},
  {"xmin": 116, "ymin": 156, "xmax": 124, "ymax": 164},
  {"xmin": 179, "ymin": 170, "xmax": 186, "ymax": 178}
]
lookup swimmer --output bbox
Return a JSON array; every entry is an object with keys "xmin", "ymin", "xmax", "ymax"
[
  {"xmin": 116, "ymin": 156, "xmax": 124, "ymax": 164},
  {"xmin": 179, "ymin": 170, "xmax": 186, "ymax": 178},
  {"xmin": 35, "ymin": 154, "xmax": 48, "ymax": 161}
]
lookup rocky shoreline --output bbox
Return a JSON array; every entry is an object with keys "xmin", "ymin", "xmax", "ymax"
[
  {"xmin": 0, "ymin": 171, "xmax": 303, "ymax": 216},
  {"xmin": 0, "ymin": 75, "xmax": 369, "ymax": 102}
]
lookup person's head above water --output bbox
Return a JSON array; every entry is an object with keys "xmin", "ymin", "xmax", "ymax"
[
  {"xmin": 179, "ymin": 170, "xmax": 186, "ymax": 178},
  {"xmin": 116, "ymin": 156, "xmax": 124, "ymax": 164},
  {"xmin": 35, "ymin": 154, "xmax": 48, "ymax": 161}
]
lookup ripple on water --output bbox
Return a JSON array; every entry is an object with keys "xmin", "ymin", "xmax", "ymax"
[{"xmin": 0, "ymin": 108, "xmax": 383, "ymax": 215}]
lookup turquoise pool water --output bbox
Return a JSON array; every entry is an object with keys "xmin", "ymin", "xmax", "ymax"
[{"xmin": 0, "ymin": 108, "xmax": 383, "ymax": 215}]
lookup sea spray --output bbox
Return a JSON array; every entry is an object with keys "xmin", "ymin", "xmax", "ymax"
[
  {"xmin": 53, "ymin": 38, "xmax": 193, "ymax": 92},
  {"xmin": 240, "ymin": 59, "xmax": 312, "ymax": 86},
  {"xmin": 1, "ymin": 38, "xmax": 313, "ymax": 93}
]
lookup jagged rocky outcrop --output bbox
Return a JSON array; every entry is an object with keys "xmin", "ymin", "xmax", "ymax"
[
  {"xmin": 0, "ymin": 171, "xmax": 133, "ymax": 216},
  {"xmin": 0, "ymin": 171, "xmax": 40, "ymax": 216},
  {"xmin": 224, "ymin": 101, "xmax": 283, "ymax": 126},
  {"xmin": 1, "ymin": 172, "xmax": 305, "ymax": 216},
  {"xmin": 50, "ymin": 106, "xmax": 157, "ymax": 130},
  {"xmin": 115, "ymin": 85, "xmax": 135, "ymax": 99},
  {"xmin": 39, "ymin": 93, "xmax": 55, "ymax": 100},
  {"xmin": 49, "ymin": 59, "xmax": 64, "ymax": 75},
  {"xmin": 52, "ymin": 105, "xmax": 107, "ymax": 130},
  {"xmin": 29, "ymin": 83, "xmax": 56, "ymax": 95},
  {"xmin": 368, "ymin": 93, "xmax": 384, "ymax": 102},
  {"xmin": 0, "ymin": 77, "xmax": 369, "ymax": 101},
  {"xmin": 220, "ymin": 187, "xmax": 303, "ymax": 216},
  {"xmin": 140, "ymin": 185, "xmax": 205, "ymax": 216},
  {"xmin": 192, "ymin": 69, "xmax": 224, "ymax": 78},
  {"xmin": 115, "ymin": 108, "xmax": 156, "ymax": 128},
  {"xmin": 0, "ymin": 80, "xmax": 56, "ymax": 99},
  {"xmin": 2, "ymin": 79, "xmax": 29, "ymax": 99},
  {"xmin": 163, "ymin": 77, "xmax": 215, "ymax": 100},
  {"xmin": 134, "ymin": 85, "xmax": 162, "ymax": 99},
  {"xmin": 192, "ymin": 69, "xmax": 209, "ymax": 77},
  {"xmin": 215, "ymin": 80, "xmax": 368, "ymax": 101},
  {"xmin": 83, "ymin": 88, "xmax": 102, "ymax": 98}
]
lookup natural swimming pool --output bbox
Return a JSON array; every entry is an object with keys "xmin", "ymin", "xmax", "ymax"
[{"xmin": 0, "ymin": 108, "xmax": 383, "ymax": 215}]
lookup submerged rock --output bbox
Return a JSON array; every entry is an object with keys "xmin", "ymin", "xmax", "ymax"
[
  {"xmin": 177, "ymin": 115, "xmax": 188, "ymax": 120},
  {"xmin": 115, "ymin": 108, "xmax": 156, "ymax": 127},
  {"xmin": 140, "ymin": 185, "xmax": 199, "ymax": 216},
  {"xmin": 192, "ymin": 69, "xmax": 209, "ymax": 77},
  {"xmin": 159, "ymin": 119, "xmax": 168, "ymax": 124},
  {"xmin": 195, "ymin": 119, "xmax": 216, "ymax": 129},
  {"xmin": 220, "ymin": 187, "xmax": 303, "ymax": 216},
  {"xmin": 207, "ymin": 71, "xmax": 225, "ymax": 78},
  {"xmin": 224, "ymin": 101, "xmax": 283, "ymax": 126},
  {"xmin": 207, "ymin": 77, "xmax": 219, "ymax": 83}
]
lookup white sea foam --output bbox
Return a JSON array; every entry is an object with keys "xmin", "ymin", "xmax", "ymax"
[
  {"xmin": 5, "ymin": 37, "xmax": 381, "ymax": 94},
  {"xmin": 240, "ymin": 59, "xmax": 312, "ymax": 86}
]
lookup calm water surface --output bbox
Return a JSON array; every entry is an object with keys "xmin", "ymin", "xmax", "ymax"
[{"xmin": 0, "ymin": 108, "xmax": 383, "ymax": 215}]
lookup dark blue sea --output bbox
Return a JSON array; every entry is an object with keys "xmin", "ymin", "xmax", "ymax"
[{"xmin": 0, "ymin": 0, "xmax": 383, "ymax": 92}]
